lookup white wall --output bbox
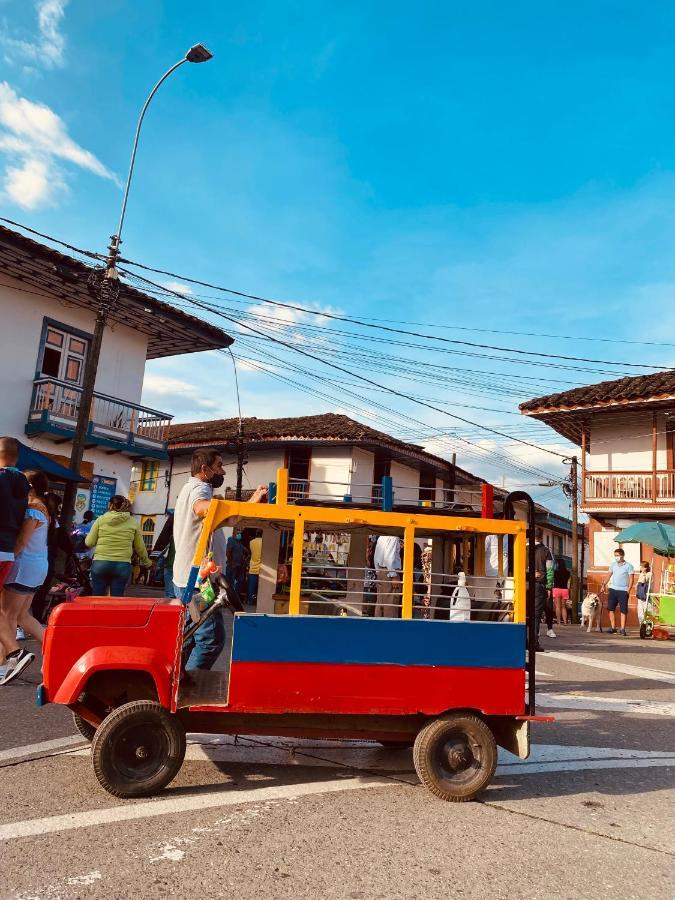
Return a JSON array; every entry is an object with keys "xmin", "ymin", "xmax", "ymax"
[
  {"xmin": 350, "ymin": 447, "xmax": 375, "ymax": 502},
  {"xmin": 588, "ymin": 412, "xmax": 668, "ymax": 471},
  {"xmin": 390, "ymin": 460, "xmax": 420, "ymax": 504},
  {"xmin": 310, "ymin": 446, "xmax": 353, "ymax": 500},
  {"xmin": 0, "ymin": 278, "xmax": 151, "ymax": 518},
  {"xmin": 0, "ymin": 277, "xmax": 148, "ymax": 439}
]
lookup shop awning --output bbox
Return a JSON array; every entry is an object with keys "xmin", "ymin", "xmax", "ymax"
[{"xmin": 17, "ymin": 442, "xmax": 90, "ymax": 483}]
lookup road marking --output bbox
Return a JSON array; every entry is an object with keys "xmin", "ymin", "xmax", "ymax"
[
  {"xmin": 70, "ymin": 735, "xmax": 675, "ymax": 776},
  {"xmin": 0, "ymin": 735, "xmax": 84, "ymax": 763},
  {"xmin": 0, "ymin": 775, "xmax": 396, "ymax": 843},
  {"xmin": 538, "ymin": 693, "xmax": 675, "ymax": 716},
  {"xmin": 545, "ymin": 651, "xmax": 675, "ymax": 684},
  {"xmin": 498, "ymin": 743, "xmax": 675, "ymax": 775}
]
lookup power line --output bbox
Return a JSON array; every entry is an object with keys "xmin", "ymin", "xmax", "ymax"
[
  {"xmin": 127, "ymin": 269, "xmax": 572, "ymax": 460},
  {"xmin": 117, "ymin": 259, "xmax": 670, "ymax": 370}
]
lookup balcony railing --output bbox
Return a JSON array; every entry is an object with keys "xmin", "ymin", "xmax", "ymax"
[
  {"xmin": 26, "ymin": 378, "xmax": 172, "ymax": 457},
  {"xmin": 584, "ymin": 470, "xmax": 675, "ymax": 505}
]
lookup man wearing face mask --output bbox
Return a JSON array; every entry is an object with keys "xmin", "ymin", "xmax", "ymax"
[
  {"xmin": 602, "ymin": 547, "xmax": 634, "ymax": 636},
  {"xmin": 173, "ymin": 447, "xmax": 266, "ymax": 669}
]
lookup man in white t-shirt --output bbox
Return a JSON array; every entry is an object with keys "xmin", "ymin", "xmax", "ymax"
[
  {"xmin": 373, "ymin": 534, "xmax": 402, "ymax": 617},
  {"xmin": 173, "ymin": 447, "xmax": 266, "ymax": 670}
]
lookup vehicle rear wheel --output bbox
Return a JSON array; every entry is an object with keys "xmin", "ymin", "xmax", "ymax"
[
  {"xmin": 413, "ymin": 713, "xmax": 497, "ymax": 802},
  {"xmin": 72, "ymin": 712, "xmax": 97, "ymax": 742},
  {"xmin": 91, "ymin": 700, "xmax": 186, "ymax": 798}
]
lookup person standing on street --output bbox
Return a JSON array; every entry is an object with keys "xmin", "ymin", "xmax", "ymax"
[
  {"xmin": 172, "ymin": 448, "xmax": 267, "ymax": 671},
  {"xmin": 602, "ymin": 547, "xmax": 634, "ymax": 636},
  {"xmin": 0, "ymin": 469, "xmax": 51, "ymax": 685},
  {"xmin": 636, "ymin": 561, "xmax": 651, "ymax": 624},
  {"xmin": 0, "ymin": 437, "xmax": 30, "ymax": 683},
  {"xmin": 225, "ymin": 529, "xmax": 248, "ymax": 602},
  {"xmin": 552, "ymin": 557, "xmax": 571, "ymax": 626},
  {"xmin": 373, "ymin": 534, "xmax": 401, "ymax": 617},
  {"xmin": 85, "ymin": 496, "xmax": 149, "ymax": 596},
  {"xmin": 247, "ymin": 530, "xmax": 263, "ymax": 608},
  {"xmin": 153, "ymin": 512, "xmax": 176, "ymax": 599},
  {"xmin": 532, "ymin": 528, "xmax": 555, "ymax": 649}
]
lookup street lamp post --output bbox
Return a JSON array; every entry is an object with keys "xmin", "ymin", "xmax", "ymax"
[{"xmin": 61, "ymin": 44, "xmax": 213, "ymax": 527}]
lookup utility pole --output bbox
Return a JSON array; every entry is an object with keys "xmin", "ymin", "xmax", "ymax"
[
  {"xmin": 234, "ymin": 421, "xmax": 246, "ymax": 501},
  {"xmin": 59, "ymin": 44, "xmax": 213, "ymax": 528},
  {"xmin": 567, "ymin": 455, "xmax": 580, "ymax": 624}
]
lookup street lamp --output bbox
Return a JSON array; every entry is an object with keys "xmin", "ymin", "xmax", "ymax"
[{"xmin": 61, "ymin": 44, "xmax": 213, "ymax": 527}]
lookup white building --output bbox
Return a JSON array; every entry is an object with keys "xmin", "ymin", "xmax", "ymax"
[
  {"xmin": 521, "ymin": 371, "xmax": 675, "ymax": 621},
  {"xmin": 0, "ymin": 224, "xmax": 232, "ymax": 527}
]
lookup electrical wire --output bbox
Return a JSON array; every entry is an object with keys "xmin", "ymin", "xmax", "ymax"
[
  {"xmin": 127, "ymin": 269, "xmax": 572, "ymax": 459},
  {"xmin": 117, "ymin": 256, "xmax": 673, "ymax": 367}
]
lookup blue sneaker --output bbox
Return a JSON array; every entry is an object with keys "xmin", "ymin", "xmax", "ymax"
[
  {"xmin": 607, "ymin": 628, "xmax": 616, "ymax": 634},
  {"xmin": 619, "ymin": 628, "xmax": 627, "ymax": 636}
]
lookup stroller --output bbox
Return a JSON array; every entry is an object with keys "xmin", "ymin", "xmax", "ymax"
[{"xmin": 38, "ymin": 553, "xmax": 92, "ymax": 624}]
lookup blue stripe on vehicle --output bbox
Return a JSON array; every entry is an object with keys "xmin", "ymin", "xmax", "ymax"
[
  {"xmin": 182, "ymin": 565, "xmax": 199, "ymax": 605},
  {"xmin": 232, "ymin": 616, "xmax": 525, "ymax": 669}
]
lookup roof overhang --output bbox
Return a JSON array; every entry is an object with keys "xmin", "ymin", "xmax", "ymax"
[
  {"xmin": 521, "ymin": 395, "xmax": 675, "ymax": 446},
  {"xmin": 0, "ymin": 225, "xmax": 233, "ymax": 359}
]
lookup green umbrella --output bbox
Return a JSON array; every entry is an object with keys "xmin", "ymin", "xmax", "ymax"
[{"xmin": 614, "ymin": 521, "xmax": 675, "ymax": 556}]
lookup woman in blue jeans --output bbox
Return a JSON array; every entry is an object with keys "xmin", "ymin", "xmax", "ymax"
[{"xmin": 85, "ymin": 496, "xmax": 150, "ymax": 596}]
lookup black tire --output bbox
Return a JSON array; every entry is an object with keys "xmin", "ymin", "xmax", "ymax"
[
  {"xmin": 91, "ymin": 700, "xmax": 186, "ymax": 799},
  {"xmin": 413, "ymin": 713, "xmax": 497, "ymax": 802},
  {"xmin": 639, "ymin": 623, "xmax": 647, "ymax": 640},
  {"xmin": 72, "ymin": 712, "xmax": 97, "ymax": 742}
]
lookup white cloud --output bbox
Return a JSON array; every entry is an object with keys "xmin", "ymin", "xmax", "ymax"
[
  {"xmin": 0, "ymin": 81, "xmax": 117, "ymax": 208},
  {"xmin": 142, "ymin": 373, "xmax": 220, "ymax": 418},
  {"xmin": 161, "ymin": 280, "xmax": 194, "ymax": 296},
  {"xmin": 4, "ymin": 156, "xmax": 58, "ymax": 207},
  {"xmin": 2, "ymin": 1, "xmax": 69, "ymax": 70}
]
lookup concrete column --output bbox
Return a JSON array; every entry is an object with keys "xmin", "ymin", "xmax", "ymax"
[{"xmin": 257, "ymin": 526, "xmax": 281, "ymax": 614}]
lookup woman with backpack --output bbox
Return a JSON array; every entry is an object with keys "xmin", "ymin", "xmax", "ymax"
[{"xmin": 85, "ymin": 496, "xmax": 150, "ymax": 596}]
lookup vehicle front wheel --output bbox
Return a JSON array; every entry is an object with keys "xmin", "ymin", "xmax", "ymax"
[
  {"xmin": 413, "ymin": 713, "xmax": 497, "ymax": 802},
  {"xmin": 72, "ymin": 712, "xmax": 97, "ymax": 742},
  {"xmin": 91, "ymin": 700, "xmax": 186, "ymax": 798}
]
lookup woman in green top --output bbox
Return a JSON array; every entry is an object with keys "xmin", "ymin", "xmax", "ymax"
[{"xmin": 85, "ymin": 496, "xmax": 150, "ymax": 596}]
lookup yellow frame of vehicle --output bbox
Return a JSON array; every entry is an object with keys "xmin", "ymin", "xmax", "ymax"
[{"xmin": 193, "ymin": 468, "xmax": 527, "ymax": 623}]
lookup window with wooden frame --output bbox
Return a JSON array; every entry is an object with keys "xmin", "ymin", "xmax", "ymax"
[
  {"xmin": 140, "ymin": 515, "xmax": 156, "ymax": 553},
  {"xmin": 38, "ymin": 322, "xmax": 89, "ymax": 385},
  {"xmin": 139, "ymin": 460, "xmax": 160, "ymax": 492}
]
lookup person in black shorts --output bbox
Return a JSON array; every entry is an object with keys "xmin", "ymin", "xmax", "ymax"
[{"xmin": 602, "ymin": 547, "xmax": 634, "ymax": 636}]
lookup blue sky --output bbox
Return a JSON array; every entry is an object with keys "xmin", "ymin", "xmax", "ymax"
[{"xmin": 2, "ymin": 1, "xmax": 675, "ymax": 510}]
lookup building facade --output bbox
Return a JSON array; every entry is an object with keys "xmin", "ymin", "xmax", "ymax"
[
  {"xmin": 521, "ymin": 371, "xmax": 675, "ymax": 621},
  {"xmin": 0, "ymin": 225, "xmax": 232, "ymax": 521}
]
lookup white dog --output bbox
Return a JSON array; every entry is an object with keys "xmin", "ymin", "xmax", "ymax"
[{"xmin": 580, "ymin": 593, "xmax": 601, "ymax": 632}]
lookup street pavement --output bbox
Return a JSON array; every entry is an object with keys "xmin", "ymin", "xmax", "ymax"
[{"xmin": 0, "ymin": 625, "xmax": 673, "ymax": 900}]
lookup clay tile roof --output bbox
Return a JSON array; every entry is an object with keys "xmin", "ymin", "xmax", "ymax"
[
  {"xmin": 520, "ymin": 371, "xmax": 675, "ymax": 416},
  {"xmin": 168, "ymin": 413, "xmax": 479, "ymax": 482},
  {"xmin": 0, "ymin": 224, "xmax": 233, "ymax": 359}
]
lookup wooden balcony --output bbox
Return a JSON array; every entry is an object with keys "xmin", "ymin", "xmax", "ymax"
[
  {"xmin": 25, "ymin": 378, "xmax": 172, "ymax": 459},
  {"xmin": 583, "ymin": 469, "xmax": 675, "ymax": 509}
]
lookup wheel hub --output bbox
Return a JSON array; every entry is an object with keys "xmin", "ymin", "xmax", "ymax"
[{"xmin": 135, "ymin": 746, "xmax": 149, "ymax": 760}]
